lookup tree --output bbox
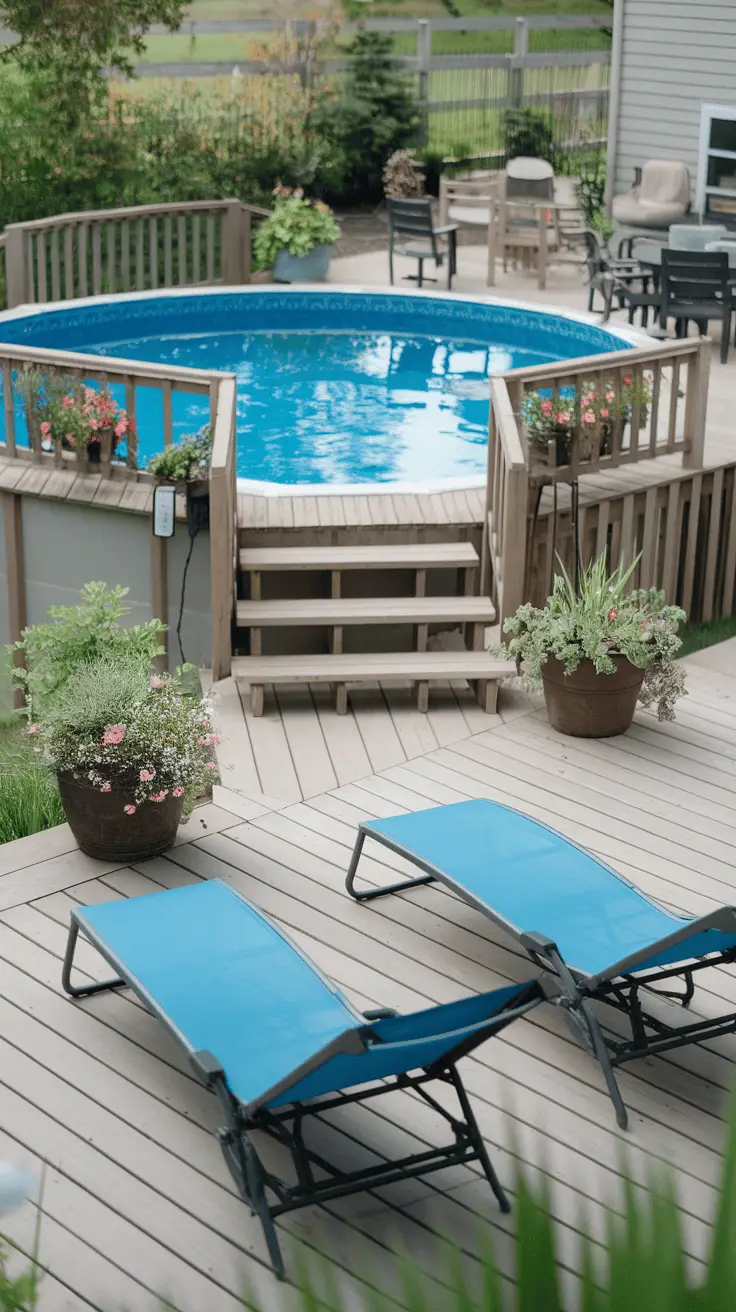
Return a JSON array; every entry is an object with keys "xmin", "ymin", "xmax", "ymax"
[{"xmin": 0, "ymin": 0, "xmax": 184, "ymax": 113}]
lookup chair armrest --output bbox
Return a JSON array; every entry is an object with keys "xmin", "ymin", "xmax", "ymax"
[{"xmin": 433, "ymin": 224, "xmax": 460, "ymax": 235}]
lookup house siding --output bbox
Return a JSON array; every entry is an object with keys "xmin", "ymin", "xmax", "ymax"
[{"xmin": 612, "ymin": 0, "xmax": 736, "ymax": 200}]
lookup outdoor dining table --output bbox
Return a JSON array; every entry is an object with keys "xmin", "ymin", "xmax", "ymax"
[{"xmin": 634, "ymin": 240, "xmax": 736, "ymax": 272}]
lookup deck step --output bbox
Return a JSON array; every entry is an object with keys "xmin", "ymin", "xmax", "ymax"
[
  {"xmin": 231, "ymin": 651, "xmax": 516, "ymax": 717},
  {"xmin": 236, "ymin": 595, "xmax": 496, "ymax": 628},
  {"xmin": 239, "ymin": 543, "xmax": 479, "ymax": 572}
]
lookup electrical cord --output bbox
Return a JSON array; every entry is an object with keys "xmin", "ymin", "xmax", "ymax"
[{"xmin": 177, "ymin": 522, "xmax": 200, "ymax": 667}]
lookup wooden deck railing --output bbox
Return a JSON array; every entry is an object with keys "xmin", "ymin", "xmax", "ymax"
[
  {"xmin": 0, "ymin": 340, "xmax": 238, "ymax": 679},
  {"xmin": 1, "ymin": 199, "xmax": 269, "ymax": 308},
  {"xmin": 483, "ymin": 337, "xmax": 713, "ymax": 625}
]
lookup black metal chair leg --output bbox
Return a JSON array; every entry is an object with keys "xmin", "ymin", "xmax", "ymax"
[
  {"xmin": 450, "ymin": 1067, "xmax": 510, "ymax": 1212},
  {"xmin": 61, "ymin": 920, "xmax": 127, "ymax": 999},
  {"xmin": 722, "ymin": 313, "xmax": 730, "ymax": 364},
  {"xmin": 416, "ymin": 257, "xmax": 424, "ymax": 289},
  {"xmin": 345, "ymin": 830, "xmax": 437, "ymax": 902}
]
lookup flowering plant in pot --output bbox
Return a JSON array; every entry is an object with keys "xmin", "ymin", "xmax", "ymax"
[
  {"xmin": 523, "ymin": 374, "xmax": 652, "ymax": 468},
  {"xmin": 27, "ymin": 656, "xmax": 217, "ymax": 861},
  {"xmin": 147, "ymin": 425, "xmax": 212, "ymax": 485},
  {"xmin": 7, "ymin": 582, "xmax": 217, "ymax": 860},
  {"xmin": 18, "ymin": 371, "xmax": 137, "ymax": 467},
  {"xmin": 499, "ymin": 553, "xmax": 686, "ymax": 737},
  {"xmin": 253, "ymin": 187, "xmax": 341, "ymax": 283}
]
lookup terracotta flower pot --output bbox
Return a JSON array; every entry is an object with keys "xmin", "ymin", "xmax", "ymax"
[
  {"xmin": 57, "ymin": 770, "xmax": 184, "ymax": 862},
  {"xmin": 541, "ymin": 656, "xmax": 645, "ymax": 738}
]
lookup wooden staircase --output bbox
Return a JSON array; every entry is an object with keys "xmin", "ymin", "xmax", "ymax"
[{"xmin": 232, "ymin": 540, "xmax": 515, "ymax": 715}]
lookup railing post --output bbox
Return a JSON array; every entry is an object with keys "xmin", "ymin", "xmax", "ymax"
[
  {"xmin": 221, "ymin": 200, "xmax": 246, "ymax": 286},
  {"xmin": 3, "ymin": 227, "xmax": 29, "ymax": 307},
  {"xmin": 416, "ymin": 19, "xmax": 431, "ymax": 148},
  {"xmin": 508, "ymin": 18, "xmax": 528, "ymax": 111},
  {"xmin": 209, "ymin": 374, "xmax": 237, "ymax": 682},
  {"xmin": 500, "ymin": 464, "xmax": 529, "ymax": 626},
  {"xmin": 683, "ymin": 338, "xmax": 710, "ymax": 470},
  {"xmin": 2, "ymin": 491, "xmax": 27, "ymax": 706}
]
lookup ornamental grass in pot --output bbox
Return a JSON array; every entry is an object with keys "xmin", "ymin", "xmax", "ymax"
[
  {"xmin": 500, "ymin": 553, "xmax": 686, "ymax": 738},
  {"xmin": 8, "ymin": 582, "xmax": 217, "ymax": 861}
]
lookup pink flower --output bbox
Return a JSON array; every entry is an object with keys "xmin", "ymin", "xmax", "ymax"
[
  {"xmin": 139, "ymin": 768, "xmax": 156, "ymax": 782},
  {"xmin": 197, "ymin": 734, "xmax": 216, "ymax": 746},
  {"xmin": 608, "ymin": 608, "xmax": 618, "ymax": 623},
  {"xmin": 123, "ymin": 804, "xmax": 136, "ymax": 815},
  {"xmin": 599, "ymin": 407, "xmax": 609, "ymax": 419},
  {"xmin": 204, "ymin": 762, "xmax": 216, "ymax": 771},
  {"xmin": 103, "ymin": 724, "xmax": 125, "ymax": 746},
  {"xmin": 62, "ymin": 395, "xmax": 74, "ymax": 408},
  {"xmin": 540, "ymin": 400, "xmax": 553, "ymax": 415},
  {"xmin": 583, "ymin": 410, "xmax": 596, "ymax": 425},
  {"xmin": 27, "ymin": 723, "xmax": 40, "ymax": 735},
  {"xmin": 556, "ymin": 411, "xmax": 571, "ymax": 426},
  {"xmin": 100, "ymin": 782, "xmax": 111, "ymax": 793},
  {"xmin": 605, "ymin": 391, "xmax": 615, "ymax": 402},
  {"xmin": 152, "ymin": 789, "xmax": 169, "ymax": 802},
  {"xmin": 114, "ymin": 419, "xmax": 127, "ymax": 438},
  {"xmin": 149, "ymin": 676, "xmax": 165, "ymax": 689},
  {"xmin": 39, "ymin": 421, "xmax": 50, "ymax": 435},
  {"xmin": 624, "ymin": 376, "xmax": 632, "ymax": 386},
  {"xmin": 172, "ymin": 787, "xmax": 184, "ymax": 797}
]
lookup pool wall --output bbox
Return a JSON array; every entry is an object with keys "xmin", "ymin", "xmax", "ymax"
[
  {"xmin": 0, "ymin": 285, "xmax": 649, "ymax": 496},
  {"xmin": 0, "ymin": 495, "xmax": 213, "ymax": 663}
]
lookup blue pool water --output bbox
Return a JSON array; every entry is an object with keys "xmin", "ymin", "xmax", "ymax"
[{"xmin": 0, "ymin": 290, "xmax": 626, "ymax": 486}]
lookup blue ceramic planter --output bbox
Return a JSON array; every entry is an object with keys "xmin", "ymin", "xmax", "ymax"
[{"xmin": 273, "ymin": 244, "xmax": 334, "ymax": 283}]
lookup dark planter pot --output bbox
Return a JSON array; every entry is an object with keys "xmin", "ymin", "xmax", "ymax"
[
  {"xmin": 57, "ymin": 770, "xmax": 184, "ymax": 862},
  {"xmin": 541, "ymin": 656, "xmax": 645, "ymax": 738}
]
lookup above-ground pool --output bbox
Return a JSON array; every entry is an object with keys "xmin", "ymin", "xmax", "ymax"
[{"xmin": 0, "ymin": 288, "xmax": 635, "ymax": 490}]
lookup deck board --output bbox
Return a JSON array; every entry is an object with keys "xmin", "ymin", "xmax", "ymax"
[{"xmin": 0, "ymin": 660, "xmax": 734, "ymax": 1307}]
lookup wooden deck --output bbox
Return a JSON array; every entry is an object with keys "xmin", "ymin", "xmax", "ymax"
[{"xmin": 1, "ymin": 655, "xmax": 735, "ymax": 1308}]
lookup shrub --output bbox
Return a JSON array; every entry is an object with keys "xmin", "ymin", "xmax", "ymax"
[
  {"xmin": 503, "ymin": 107, "xmax": 556, "ymax": 164},
  {"xmin": 7, "ymin": 582, "xmax": 165, "ymax": 718},
  {"xmin": 308, "ymin": 29, "xmax": 420, "ymax": 203},
  {"xmin": 576, "ymin": 152, "xmax": 608, "ymax": 224},
  {"xmin": 382, "ymin": 149, "xmax": 425, "ymax": 199}
]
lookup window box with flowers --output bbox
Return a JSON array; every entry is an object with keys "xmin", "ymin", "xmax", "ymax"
[
  {"xmin": 9, "ymin": 583, "xmax": 218, "ymax": 861},
  {"xmin": 18, "ymin": 371, "xmax": 137, "ymax": 470},
  {"xmin": 523, "ymin": 374, "xmax": 652, "ymax": 471}
]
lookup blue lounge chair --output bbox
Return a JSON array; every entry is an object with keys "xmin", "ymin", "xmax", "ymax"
[
  {"xmin": 346, "ymin": 798, "xmax": 736, "ymax": 1130},
  {"xmin": 61, "ymin": 878, "xmax": 543, "ymax": 1276}
]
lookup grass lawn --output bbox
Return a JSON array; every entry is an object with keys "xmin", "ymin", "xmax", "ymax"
[{"xmin": 678, "ymin": 615, "xmax": 736, "ymax": 660}]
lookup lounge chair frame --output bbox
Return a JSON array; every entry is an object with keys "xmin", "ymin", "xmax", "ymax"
[
  {"xmin": 346, "ymin": 824, "xmax": 736, "ymax": 1131},
  {"xmin": 62, "ymin": 911, "xmax": 541, "ymax": 1276}
]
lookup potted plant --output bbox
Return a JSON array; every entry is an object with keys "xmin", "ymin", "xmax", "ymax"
[
  {"xmin": 18, "ymin": 372, "xmax": 137, "ymax": 467},
  {"xmin": 7, "ymin": 582, "xmax": 217, "ymax": 860},
  {"xmin": 523, "ymin": 375, "xmax": 652, "ymax": 469},
  {"xmin": 254, "ymin": 187, "xmax": 341, "ymax": 283},
  {"xmin": 500, "ymin": 553, "xmax": 686, "ymax": 737},
  {"xmin": 28, "ymin": 656, "xmax": 216, "ymax": 861},
  {"xmin": 147, "ymin": 425, "xmax": 212, "ymax": 486}
]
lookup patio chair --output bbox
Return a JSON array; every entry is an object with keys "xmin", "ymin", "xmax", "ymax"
[
  {"xmin": 612, "ymin": 160, "xmax": 691, "ymax": 230},
  {"xmin": 582, "ymin": 229, "xmax": 660, "ymax": 327},
  {"xmin": 345, "ymin": 798, "xmax": 736, "ymax": 1131},
  {"xmin": 61, "ymin": 877, "xmax": 543, "ymax": 1277},
  {"xmin": 387, "ymin": 197, "xmax": 458, "ymax": 289},
  {"xmin": 660, "ymin": 249, "xmax": 733, "ymax": 363}
]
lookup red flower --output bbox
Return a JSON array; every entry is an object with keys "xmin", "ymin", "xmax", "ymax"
[{"xmin": 608, "ymin": 608, "xmax": 618, "ymax": 622}]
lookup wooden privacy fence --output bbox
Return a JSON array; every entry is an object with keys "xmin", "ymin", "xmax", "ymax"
[
  {"xmin": 0, "ymin": 341, "xmax": 237, "ymax": 680},
  {"xmin": 482, "ymin": 337, "xmax": 715, "ymax": 625},
  {"xmin": 2, "ymin": 199, "xmax": 268, "ymax": 308}
]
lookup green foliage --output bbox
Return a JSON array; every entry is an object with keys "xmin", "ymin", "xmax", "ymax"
[
  {"xmin": 501, "ymin": 553, "xmax": 687, "ymax": 722},
  {"xmin": 253, "ymin": 195, "xmax": 340, "ymax": 269},
  {"xmin": 16, "ymin": 371, "xmax": 136, "ymax": 464},
  {"xmin": 147, "ymin": 425, "xmax": 212, "ymax": 481},
  {"xmin": 308, "ymin": 29, "xmax": 420, "ymax": 203},
  {"xmin": 576, "ymin": 153, "xmax": 607, "ymax": 224},
  {"xmin": 503, "ymin": 107, "xmax": 556, "ymax": 164},
  {"xmin": 7, "ymin": 582, "xmax": 166, "ymax": 719},
  {"xmin": 0, "ymin": 0, "xmax": 184, "ymax": 117},
  {"xmin": 0, "ymin": 738, "xmax": 65, "ymax": 844},
  {"xmin": 0, "ymin": 1239, "xmax": 39, "ymax": 1310}
]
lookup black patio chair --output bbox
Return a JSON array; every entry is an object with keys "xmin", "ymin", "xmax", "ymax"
[
  {"xmin": 661, "ymin": 249, "xmax": 733, "ymax": 363},
  {"xmin": 582, "ymin": 229, "xmax": 660, "ymax": 327},
  {"xmin": 387, "ymin": 197, "xmax": 458, "ymax": 289}
]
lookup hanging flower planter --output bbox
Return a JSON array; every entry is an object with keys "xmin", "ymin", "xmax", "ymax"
[{"xmin": 17, "ymin": 371, "xmax": 138, "ymax": 470}]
